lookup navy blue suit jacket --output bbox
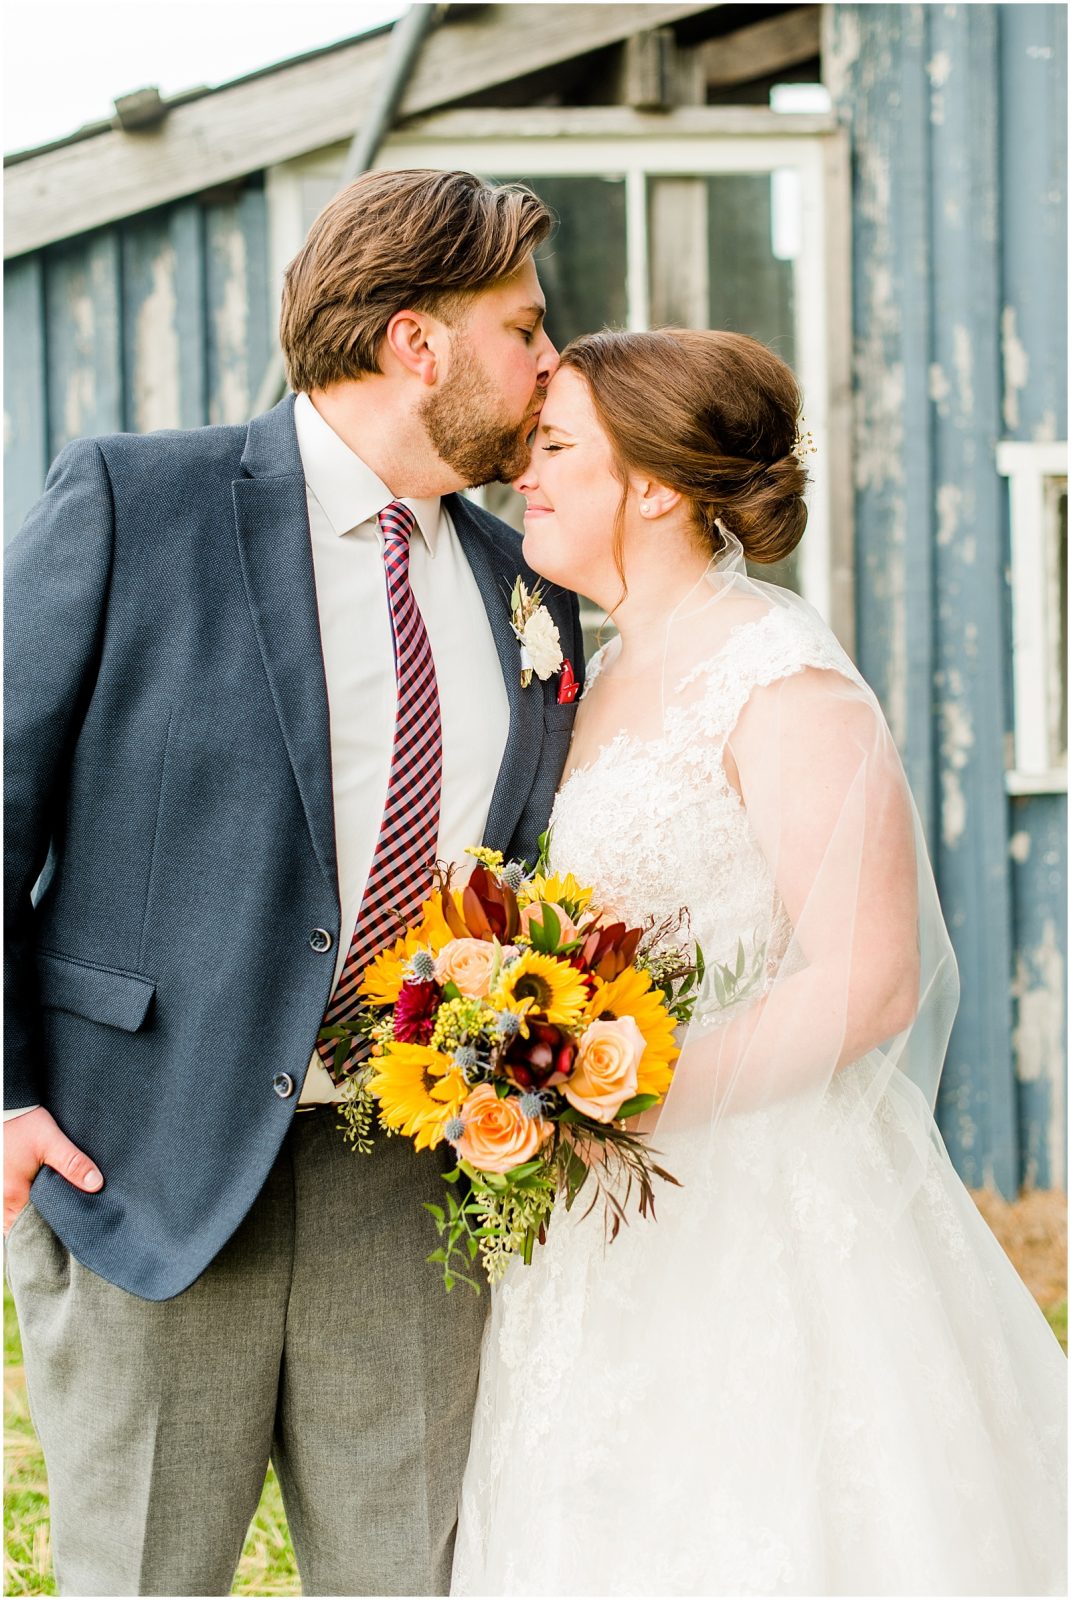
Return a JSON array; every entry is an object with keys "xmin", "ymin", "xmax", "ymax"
[{"xmin": 4, "ymin": 395, "xmax": 583, "ymax": 1300}]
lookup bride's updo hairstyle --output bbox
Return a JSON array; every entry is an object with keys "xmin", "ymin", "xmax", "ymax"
[{"xmin": 559, "ymin": 327, "xmax": 809, "ymax": 567}]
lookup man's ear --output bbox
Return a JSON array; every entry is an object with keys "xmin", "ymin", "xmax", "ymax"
[{"xmin": 383, "ymin": 309, "xmax": 450, "ymax": 386}]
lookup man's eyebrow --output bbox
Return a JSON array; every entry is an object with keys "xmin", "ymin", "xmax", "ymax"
[{"xmin": 516, "ymin": 302, "xmax": 547, "ymax": 320}]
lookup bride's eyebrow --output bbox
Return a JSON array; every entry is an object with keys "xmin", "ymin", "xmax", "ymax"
[{"xmin": 541, "ymin": 424, "xmax": 576, "ymax": 439}]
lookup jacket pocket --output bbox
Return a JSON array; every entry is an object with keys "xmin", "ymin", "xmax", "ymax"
[{"xmin": 36, "ymin": 950, "xmax": 156, "ymax": 1032}]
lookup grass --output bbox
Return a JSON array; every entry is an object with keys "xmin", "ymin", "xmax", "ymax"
[{"xmin": 5, "ymin": 1248, "xmax": 1068, "ymax": 1594}]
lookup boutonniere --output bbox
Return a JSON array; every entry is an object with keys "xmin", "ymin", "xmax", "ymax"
[{"xmin": 510, "ymin": 578, "xmax": 564, "ymax": 688}]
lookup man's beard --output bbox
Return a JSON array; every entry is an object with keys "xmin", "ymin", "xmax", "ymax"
[{"xmin": 420, "ymin": 345, "xmax": 541, "ymax": 487}]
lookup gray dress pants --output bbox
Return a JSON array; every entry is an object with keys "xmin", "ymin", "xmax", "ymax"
[{"xmin": 5, "ymin": 1110, "xmax": 488, "ymax": 1597}]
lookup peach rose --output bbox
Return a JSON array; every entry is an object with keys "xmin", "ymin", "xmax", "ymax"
[
  {"xmin": 518, "ymin": 900, "xmax": 579, "ymax": 945},
  {"xmin": 454, "ymin": 1084, "xmax": 553, "ymax": 1173},
  {"xmin": 434, "ymin": 938, "xmax": 497, "ymax": 998},
  {"xmin": 563, "ymin": 1017, "xmax": 644, "ymax": 1122}
]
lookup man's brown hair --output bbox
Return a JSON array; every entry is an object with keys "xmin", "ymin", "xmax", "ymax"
[{"xmin": 279, "ymin": 169, "xmax": 554, "ymax": 393}]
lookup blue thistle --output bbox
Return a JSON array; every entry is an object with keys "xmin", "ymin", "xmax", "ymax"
[
  {"xmin": 495, "ymin": 1010, "xmax": 521, "ymax": 1038},
  {"xmin": 406, "ymin": 949, "xmax": 436, "ymax": 983},
  {"xmin": 519, "ymin": 1091, "xmax": 550, "ymax": 1120},
  {"xmin": 453, "ymin": 1045, "xmax": 478, "ymax": 1069},
  {"xmin": 500, "ymin": 861, "xmax": 524, "ymax": 890},
  {"xmin": 444, "ymin": 1116, "xmax": 466, "ymax": 1143}
]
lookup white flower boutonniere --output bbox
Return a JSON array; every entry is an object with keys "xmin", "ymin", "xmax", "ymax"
[{"xmin": 510, "ymin": 578, "xmax": 563, "ymax": 688}]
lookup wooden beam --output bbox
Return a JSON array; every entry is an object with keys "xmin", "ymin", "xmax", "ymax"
[
  {"xmin": 702, "ymin": 6, "xmax": 821, "ymax": 89},
  {"xmin": 5, "ymin": 3, "xmax": 716, "ymax": 258}
]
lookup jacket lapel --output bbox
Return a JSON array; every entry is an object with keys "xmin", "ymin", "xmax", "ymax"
[
  {"xmin": 232, "ymin": 395, "xmax": 339, "ymax": 901},
  {"xmin": 448, "ymin": 494, "xmax": 543, "ymax": 855}
]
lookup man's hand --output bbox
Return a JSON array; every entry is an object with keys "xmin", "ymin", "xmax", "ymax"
[{"xmin": 3, "ymin": 1108, "xmax": 103, "ymax": 1234}]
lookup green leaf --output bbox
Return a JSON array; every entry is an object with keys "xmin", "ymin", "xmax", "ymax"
[
  {"xmin": 442, "ymin": 1167, "xmax": 461, "ymax": 1184},
  {"xmin": 695, "ymin": 942, "xmax": 706, "ymax": 984},
  {"xmin": 556, "ymin": 1108, "xmax": 582, "ymax": 1124},
  {"xmin": 494, "ymin": 1080, "xmax": 511, "ymax": 1100},
  {"xmin": 442, "ymin": 980, "xmax": 462, "ymax": 1003},
  {"xmin": 467, "ymin": 1238, "xmax": 479, "ymax": 1261},
  {"xmin": 614, "ymin": 1093, "xmax": 660, "ymax": 1120},
  {"xmin": 530, "ymin": 904, "xmax": 561, "ymax": 952},
  {"xmin": 423, "ymin": 1203, "xmax": 445, "ymax": 1225},
  {"xmin": 735, "ymin": 939, "xmax": 745, "ymax": 979}
]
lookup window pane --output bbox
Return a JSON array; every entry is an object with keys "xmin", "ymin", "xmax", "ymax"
[{"xmin": 649, "ymin": 172, "xmax": 801, "ymax": 593}]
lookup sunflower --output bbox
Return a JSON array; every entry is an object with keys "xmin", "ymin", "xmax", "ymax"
[
  {"xmin": 517, "ymin": 871, "xmax": 594, "ymax": 921},
  {"xmin": 366, "ymin": 1044, "xmax": 469, "ymax": 1151},
  {"xmin": 585, "ymin": 966, "xmax": 680, "ymax": 1098},
  {"xmin": 491, "ymin": 950, "xmax": 590, "ymax": 1029},
  {"xmin": 359, "ymin": 893, "xmax": 460, "ymax": 1006}
]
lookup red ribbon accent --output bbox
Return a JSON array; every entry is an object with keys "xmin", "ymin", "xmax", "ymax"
[{"xmin": 557, "ymin": 658, "xmax": 579, "ymax": 704}]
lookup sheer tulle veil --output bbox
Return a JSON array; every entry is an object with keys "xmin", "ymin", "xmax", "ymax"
[{"xmin": 646, "ymin": 523, "xmax": 960, "ymax": 1214}]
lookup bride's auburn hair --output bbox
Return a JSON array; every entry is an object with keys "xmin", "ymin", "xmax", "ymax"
[{"xmin": 560, "ymin": 328, "xmax": 809, "ymax": 566}]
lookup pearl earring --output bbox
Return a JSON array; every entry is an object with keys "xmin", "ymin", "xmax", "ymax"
[{"xmin": 640, "ymin": 501, "xmax": 650, "ymax": 514}]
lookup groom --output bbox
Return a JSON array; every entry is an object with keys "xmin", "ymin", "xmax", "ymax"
[{"xmin": 4, "ymin": 168, "xmax": 582, "ymax": 1596}]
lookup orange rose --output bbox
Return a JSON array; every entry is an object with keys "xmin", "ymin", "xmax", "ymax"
[
  {"xmin": 454, "ymin": 1084, "xmax": 553, "ymax": 1174},
  {"xmin": 518, "ymin": 900, "xmax": 579, "ymax": 946},
  {"xmin": 563, "ymin": 1017, "xmax": 644, "ymax": 1122},
  {"xmin": 434, "ymin": 938, "xmax": 497, "ymax": 998}
]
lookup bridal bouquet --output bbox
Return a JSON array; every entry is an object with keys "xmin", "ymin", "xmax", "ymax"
[{"xmin": 329, "ymin": 845, "xmax": 703, "ymax": 1292}]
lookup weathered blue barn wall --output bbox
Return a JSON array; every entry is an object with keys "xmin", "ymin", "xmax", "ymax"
[
  {"xmin": 4, "ymin": 178, "xmax": 272, "ymax": 539},
  {"xmin": 826, "ymin": 3, "xmax": 1067, "ymax": 1192},
  {"xmin": 3, "ymin": 4, "xmax": 1065, "ymax": 1194}
]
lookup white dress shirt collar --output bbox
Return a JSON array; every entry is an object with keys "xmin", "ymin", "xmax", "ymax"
[{"xmin": 293, "ymin": 390, "xmax": 441, "ymax": 555}]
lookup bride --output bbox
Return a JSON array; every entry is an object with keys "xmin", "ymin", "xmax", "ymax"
[{"xmin": 450, "ymin": 328, "xmax": 1067, "ymax": 1596}]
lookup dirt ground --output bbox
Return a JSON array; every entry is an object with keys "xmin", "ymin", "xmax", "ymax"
[{"xmin": 969, "ymin": 1187, "xmax": 1067, "ymax": 1309}]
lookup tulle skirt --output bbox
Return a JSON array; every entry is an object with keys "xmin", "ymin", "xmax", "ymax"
[{"xmin": 451, "ymin": 1069, "xmax": 1067, "ymax": 1596}]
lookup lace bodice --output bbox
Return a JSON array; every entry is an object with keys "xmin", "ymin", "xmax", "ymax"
[{"xmin": 549, "ymin": 604, "xmax": 861, "ymax": 975}]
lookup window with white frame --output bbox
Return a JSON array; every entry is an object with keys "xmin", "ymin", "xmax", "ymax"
[
  {"xmin": 997, "ymin": 440, "xmax": 1069, "ymax": 794},
  {"xmin": 266, "ymin": 108, "xmax": 852, "ymax": 649}
]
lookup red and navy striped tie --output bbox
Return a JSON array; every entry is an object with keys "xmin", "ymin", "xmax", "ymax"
[{"xmin": 318, "ymin": 501, "xmax": 442, "ymax": 1082}]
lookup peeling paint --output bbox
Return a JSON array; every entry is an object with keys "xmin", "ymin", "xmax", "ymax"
[
  {"xmin": 935, "ymin": 482, "xmax": 962, "ymax": 546},
  {"xmin": 1009, "ymin": 831, "xmax": 1032, "ymax": 863},
  {"xmin": 1011, "ymin": 920, "xmax": 1066, "ymax": 1184},
  {"xmin": 1033, "ymin": 410, "xmax": 1058, "ymax": 443},
  {"xmin": 63, "ymin": 274, "xmax": 97, "ymax": 442},
  {"xmin": 939, "ymin": 681, "xmax": 974, "ymax": 848},
  {"xmin": 952, "ymin": 324, "xmax": 974, "ymax": 419},
  {"xmin": 927, "ymin": 48, "xmax": 952, "ymax": 125},
  {"xmin": 959, "ymin": 535, "xmax": 976, "ymax": 566},
  {"xmin": 1000, "ymin": 305, "xmax": 1030, "ymax": 432},
  {"xmin": 211, "ymin": 224, "xmax": 249, "ymax": 427},
  {"xmin": 133, "ymin": 244, "xmax": 180, "ymax": 434},
  {"xmin": 822, "ymin": 6, "xmax": 863, "ymax": 107},
  {"xmin": 929, "ymin": 362, "xmax": 950, "ymax": 414}
]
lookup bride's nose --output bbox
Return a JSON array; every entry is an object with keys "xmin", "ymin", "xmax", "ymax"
[{"xmin": 512, "ymin": 453, "xmax": 539, "ymax": 497}]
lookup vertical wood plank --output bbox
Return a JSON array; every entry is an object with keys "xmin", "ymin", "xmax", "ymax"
[
  {"xmin": 927, "ymin": 3, "xmax": 1017, "ymax": 1193},
  {"xmin": 3, "ymin": 255, "xmax": 49, "ymax": 540},
  {"xmin": 44, "ymin": 229, "xmax": 123, "ymax": 458}
]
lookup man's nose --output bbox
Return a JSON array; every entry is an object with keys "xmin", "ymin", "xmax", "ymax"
[{"xmin": 537, "ymin": 330, "xmax": 560, "ymax": 385}]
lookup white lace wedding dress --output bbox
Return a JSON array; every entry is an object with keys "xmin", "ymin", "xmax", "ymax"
[{"xmin": 451, "ymin": 603, "xmax": 1067, "ymax": 1597}]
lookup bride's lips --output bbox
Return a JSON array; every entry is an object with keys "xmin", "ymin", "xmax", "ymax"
[{"xmin": 523, "ymin": 503, "xmax": 554, "ymax": 519}]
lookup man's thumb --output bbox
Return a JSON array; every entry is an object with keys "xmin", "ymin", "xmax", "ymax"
[{"xmin": 43, "ymin": 1134, "xmax": 103, "ymax": 1192}]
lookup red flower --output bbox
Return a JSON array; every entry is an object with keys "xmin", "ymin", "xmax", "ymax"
[
  {"xmin": 557, "ymin": 658, "xmax": 579, "ymax": 704},
  {"xmin": 504, "ymin": 1022, "xmax": 577, "ymax": 1091},
  {"xmin": 393, "ymin": 980, "xmax": 439, "ymax": 1044}
]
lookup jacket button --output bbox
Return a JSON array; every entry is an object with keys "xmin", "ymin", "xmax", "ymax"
[
  {"xmin": 309, "ymin": 928, "xmax": 333, "ymax": 953},
  {"xmin": 273, "ymin": 1073, "xmax": 295, "ymax": 1099}
]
